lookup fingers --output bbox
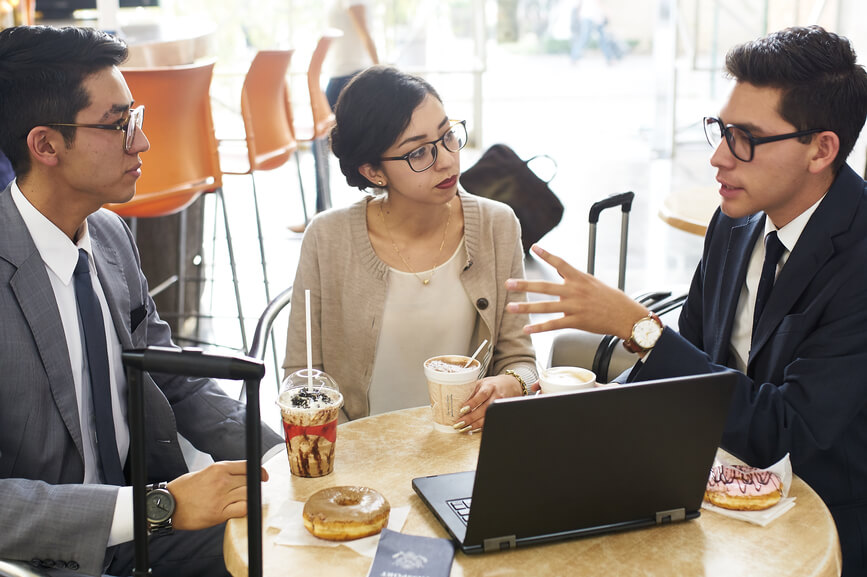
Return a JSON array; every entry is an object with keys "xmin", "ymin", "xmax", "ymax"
[
  {"xmin": 522, "ymin": 316, "xmax": 585, "ymax": 335},
  {"xmin": 506, "ymin": 298, "xmax": 568, "ymax": 315},
  {"xmin": 455, "ymin": 375, "xmax": 523, "ymax": 431},
  {"xmin": 169, "ymin": 460, "xmax": 268, "ymax": 530},
  {"xmin": 529, "ymin": 244, "xmax": 580, "ymax": 279}
]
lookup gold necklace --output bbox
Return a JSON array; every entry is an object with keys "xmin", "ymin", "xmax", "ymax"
[{"xmin": 378, "ymin": 200, "xmax": 451, "ymax": 286}]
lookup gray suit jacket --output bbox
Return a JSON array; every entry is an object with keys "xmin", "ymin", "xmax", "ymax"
[{"xmin": 0, "ymin": 185, "xmax": 282, "ymax": 575}]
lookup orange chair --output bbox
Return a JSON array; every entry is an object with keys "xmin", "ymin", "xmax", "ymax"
[
  {"xmin": 105, "ymin": 60, "xmax": 248, "ymax": 350},
  {"xmin": 219, "ymin": 49, "xmax": 306, "ymax": 308},
  {"xmin": 293, "ymin": 30, "xmax": 343, "ymax": 221}
]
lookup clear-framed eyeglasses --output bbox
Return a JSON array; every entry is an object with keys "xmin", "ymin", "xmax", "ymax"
[
  {"xmin": 44, "ymin": 105, "xmax": 145, "ymax": 153},
  {"xmin": 702, "ymin": 116, "xmax": 825, "ymax": 163},
  {"xmin": 381, "ymin": 120, "xmax": 468, "ymax": 172}
]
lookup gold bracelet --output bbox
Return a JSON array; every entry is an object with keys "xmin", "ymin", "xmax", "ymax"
[{"xmin": 504, "ymin": 369, "xmax": 529, "ymax": 396}]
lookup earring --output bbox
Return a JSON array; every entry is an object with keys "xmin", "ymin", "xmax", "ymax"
[{"xmin": 377, "ymin": 180, "xmax": 384, "ymax": 186}]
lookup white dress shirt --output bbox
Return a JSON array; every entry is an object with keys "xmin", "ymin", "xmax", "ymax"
[{"xmin": 729, "ymin": 196, "xmax": 826, "ymax": 372}]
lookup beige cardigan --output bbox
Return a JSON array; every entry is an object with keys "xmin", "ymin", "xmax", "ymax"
[{"xmin": 283, "ymin": 192, "xmax": 537, "ymax": 420}]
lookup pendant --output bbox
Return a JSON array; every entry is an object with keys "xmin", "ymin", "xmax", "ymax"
[{"xmin": 423, "ymin": 279, "xmax": 430, "ymax": 286}]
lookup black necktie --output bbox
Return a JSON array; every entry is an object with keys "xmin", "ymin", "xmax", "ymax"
[
  {"xmin": 752, "ymin": 231, "xmax": 785, "ymax": 336},
  {"xmin": 74, "ymin": 249, "xmax": 125, "ymax": 485}
]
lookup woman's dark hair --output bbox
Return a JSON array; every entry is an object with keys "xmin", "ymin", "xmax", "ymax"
[
  {"xmin": 0, "ymin": 26, "xmax": 129, "ymax": 176},
  {"xmin": 725, "ymin": 25, "xmax": 867, "ymax": 173},
  {"xmin": 330, "ymin": 65, "xmax": 441, "ymax": 190}
]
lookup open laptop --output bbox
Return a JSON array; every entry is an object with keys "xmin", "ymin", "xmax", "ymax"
[{"xmin": 412, "ymin": 372, "xmax": 736, "ymax": 554}]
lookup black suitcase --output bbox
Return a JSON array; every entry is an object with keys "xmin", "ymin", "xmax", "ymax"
[{"xmin": 546, "ymin": 192, "xmax": 687, "ymax": 383}]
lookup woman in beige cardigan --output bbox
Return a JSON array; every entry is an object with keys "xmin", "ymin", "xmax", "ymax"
[{"xmin": 283, "ymin": 66, "xmax": 538, "ymax": 430}]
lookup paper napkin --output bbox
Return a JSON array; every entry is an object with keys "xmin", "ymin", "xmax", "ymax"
[
  {"xmin": 269, "ymin": 499, "xmax": 410, "ymax": 558},
  {"xmin": 701, "ymin": 452, "xmax": 795, "ymax": 526}
]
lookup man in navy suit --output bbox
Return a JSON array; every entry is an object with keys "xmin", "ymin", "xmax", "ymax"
[
  {"xmin": 0, "ymin": 26, "xmax": 283, "ymax": 576},
  {"xmin": 506, "ymin": 26, "xmax": 867, "ymax": 575}
]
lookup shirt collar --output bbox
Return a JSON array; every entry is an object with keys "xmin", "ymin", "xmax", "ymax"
[
  {"xmin": 763, "ymin": 192, "xmax": 826, "ymax": 253},
  {"xmin": 10, "ymin": 179, "xmax": 94, "ymax": 285}
]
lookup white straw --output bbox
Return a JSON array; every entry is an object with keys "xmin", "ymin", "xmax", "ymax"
[
  {"xmin": 465, "ymin": 339, "xmax": 488, "ymax": 367},
  {"xmin": 305, "ymin": 289, "xmax": 313, "ymax": 391}
]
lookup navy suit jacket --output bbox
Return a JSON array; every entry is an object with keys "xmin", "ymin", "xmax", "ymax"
[
  {"xmin": 0, "ymin": 184, "xmax": 282, "ymax": 575},
  {"xmin": 632, "ymin": 164, "xmax": 867, "ymax": 574}
]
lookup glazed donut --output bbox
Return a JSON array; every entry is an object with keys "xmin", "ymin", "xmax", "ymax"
[
  {"xmin": 303, "ymin": 486, "xmax": 390, "ymax": 541},
  {"xmin": 704, "ymin": 464, "xmax": 783, "ymax": 511}
]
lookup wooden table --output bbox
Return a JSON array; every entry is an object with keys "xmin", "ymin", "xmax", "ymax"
[
  {"xmin": 225, "ymin": 406, "xmax": 842, "ymax": 577},
  {"xmin": 658, "ymin": 184, "xmax": 720, "ymax": 236}
]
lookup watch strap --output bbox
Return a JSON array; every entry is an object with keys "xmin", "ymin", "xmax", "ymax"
[
  {"xmin": 145, "ymin": 482, "xmax": 174, "ymax": 537},
  {"xmin": 622, "ymin": 313, "xmax": 663, "ymax": 354}
]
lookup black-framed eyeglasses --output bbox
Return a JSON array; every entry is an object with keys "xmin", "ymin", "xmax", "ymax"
[
  {"xmin": 381, "ymin": 120, "xmax": 468, "ymax": 172},
  {"xmin": 702, "ymin": 116, "xmax": 825, "ymax": 163},
  {"xmin": 43, "ymin": 105, "xmax": 144, "ymax": 153}
]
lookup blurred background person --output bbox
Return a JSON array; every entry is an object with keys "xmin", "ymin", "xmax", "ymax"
[{"xmin": 570, "ymin": 0, "xmax": 622, "ymax": 64}]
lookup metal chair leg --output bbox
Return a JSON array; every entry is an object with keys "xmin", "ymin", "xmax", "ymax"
[
  {"xmin": 295, "ymin": 152, "xmax": 309, "ymax": 225},
  {"xmin": 216, "ymin": 186, "xmax": 248, "ymax": 351},
  {"xmin": 249, "ymin": 174, "xmax": 280, "ymax": 381}
]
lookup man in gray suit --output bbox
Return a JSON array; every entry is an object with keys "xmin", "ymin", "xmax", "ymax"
[{"xmin": 0, "ymin": 26, "xmax": 284, "ymax": 576}]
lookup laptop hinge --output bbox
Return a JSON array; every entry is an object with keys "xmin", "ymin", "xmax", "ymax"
[
  {"xmin": 655, "ymin": 508, "xmax": 686, "ymax": 524},
  {"xmin": 483, "ymin": 535, "xmax": 517, "ymax": 552}
]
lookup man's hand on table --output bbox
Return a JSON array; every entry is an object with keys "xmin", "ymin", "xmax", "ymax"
[{"xmin": 168, "ymin": 460, "xmax": 269, "ymax": 530}]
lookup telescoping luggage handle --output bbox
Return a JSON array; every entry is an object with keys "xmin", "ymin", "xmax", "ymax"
[
  {"xmin": 122, "ymin": 347, "xmax": 267, "ymax": 577},
  {"xmin": 587, "ymin": 191, "xmax": 635, "ymax": 291}
]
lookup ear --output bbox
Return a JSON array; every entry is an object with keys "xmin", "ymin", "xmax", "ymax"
[
  {"xmin": 26, "ymin": 126, "xmax": 62, "ymax": 169},
  {"xmin": 807, "ymin": 130, "xmax": 840, "ymax": 174},
  {"xmin": 358, "ymin": 163, "xmax": 386, "ymax": 188}
]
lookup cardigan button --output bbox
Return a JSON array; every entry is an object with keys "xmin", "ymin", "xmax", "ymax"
[{"xmin": 476, "ymin": 298, "xmax": 489, "ymax": 310}]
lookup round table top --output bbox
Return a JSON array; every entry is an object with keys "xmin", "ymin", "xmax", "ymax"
[
  {"xmin": 225, "ymin": 406, "xmax": 841, "ymax": 577},
  {"xmin": 658, "ymin": 184, "xmax": 720, "ymax": 236}
]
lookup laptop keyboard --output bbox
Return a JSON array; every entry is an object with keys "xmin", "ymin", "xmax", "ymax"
[{"xmin": 447, "ymin": 497, "xmax": 472, "ymax": 525}]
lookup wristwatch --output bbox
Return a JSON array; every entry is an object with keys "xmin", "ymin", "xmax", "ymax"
[
  {"xmin": 145, "ymin": 482, "xmax": 175, "ymax": 536},
  {"xmin": 622, "ymin": 313, "xmax": 664, "ymax": 354}
]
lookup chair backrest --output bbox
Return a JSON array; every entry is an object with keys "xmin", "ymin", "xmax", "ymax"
[
  {"xmin": 241, "ymin": 49, "xmax": 298, "ymax": 172},
  {"xmin": 307, "ymin": 31, "xmax": 341, "ymax": 139},
  {"xmin": 106, "ymin": 60, "xmax": 221, "ymax": 218}
]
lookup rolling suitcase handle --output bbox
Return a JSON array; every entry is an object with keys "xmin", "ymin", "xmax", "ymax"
[
  {"xmin": 122, "ymin": 347, "xmax": 267, "ymax": 577},
  {"xmin": 587, "ymin": 191, "xmax": 634, "ymax": 291}
]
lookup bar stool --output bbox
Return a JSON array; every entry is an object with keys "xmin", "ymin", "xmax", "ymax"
[
  {"xmin": 292, "ymin": 30, "xmax": 342, "ymax": 227},
  {"xmin": 105, "ymin": 60, "xmax": 248, "ymax": 350}
]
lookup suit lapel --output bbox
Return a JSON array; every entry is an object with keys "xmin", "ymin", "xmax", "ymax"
[
  {"xmin": 0, "ymin": 188, "xmax": 85, "ymax": 462},
  {"xmin": 90, "ymin": 228, "xmax": 135, "ymax": 350},
  {"xmin": 748, "ymin": 166, "xmax": 863, "ymax": 365},
  {"xmin": 710, "ymin": 215, "xmax": 763, "ymax": 363}
]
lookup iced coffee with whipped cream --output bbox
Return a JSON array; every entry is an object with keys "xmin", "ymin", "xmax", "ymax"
[{"xmin": 277, "ymin": 369, "xmax": 343, "ymax": 477}]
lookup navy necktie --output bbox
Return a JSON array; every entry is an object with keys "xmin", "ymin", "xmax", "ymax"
[
  {"xmin": 74, "ymin": 249, "xmax": 125, "ymax": 486},
  {"xmin": 752, "ymin": 231, "xmax": 786, "ymax": 336}
]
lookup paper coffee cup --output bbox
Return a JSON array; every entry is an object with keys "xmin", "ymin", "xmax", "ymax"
[
  {"xmin": 539, "ymin": 366, "xmax": 596, "ymax": 394},
  {"xmin": 276, "ymin": 370, "xmax": 343, "ymax": 477},
  {"xmin": 424, "ymin": 355, "xmax": 481, "ymax": 433}
]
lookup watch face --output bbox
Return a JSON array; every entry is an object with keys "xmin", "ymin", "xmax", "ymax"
[
  {"xmin": 634, "ymin": 318, "xmax": 663, "ymax": 348},
  {"xmin": 146, "ymin": 490, "xmax": 175, "ymax": 523}
]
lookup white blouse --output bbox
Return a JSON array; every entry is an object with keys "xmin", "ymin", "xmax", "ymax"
[{"xmin": 368, "ymin": 238, "xmax": 477, "ymax": 415}]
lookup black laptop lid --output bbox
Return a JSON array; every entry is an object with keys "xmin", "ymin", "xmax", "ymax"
[{"xmin": 463, "ymin": 372, "xmax": 736, "ymax": 548}]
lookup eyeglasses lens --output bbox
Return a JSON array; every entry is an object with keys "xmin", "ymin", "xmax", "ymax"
[
  {"xmin": 125, "ymin": 107, "xmax": 143, "ymax": 152},
  {"xmin": 443, "ymin": 122, "xmax": 468, "ymax": 153},
  {"xmin": 703, "ymin": 117, "xmax": 753, "ymax": 162},
  {"xmin": 406, "ymin": 122, "xmax": 468, "ymax": 172}
]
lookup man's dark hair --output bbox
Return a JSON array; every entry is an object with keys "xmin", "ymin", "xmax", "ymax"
[
  {"xmin": 0, "ymin": 26, "xmax": 128, "ymax": 176},
  {"xmin": 330, "ymin": 65, "xmax": 441, "ymax": 190},
  {"xmin": 725, "ymin": 25, "xmax": 867, "ymax": 173}
]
